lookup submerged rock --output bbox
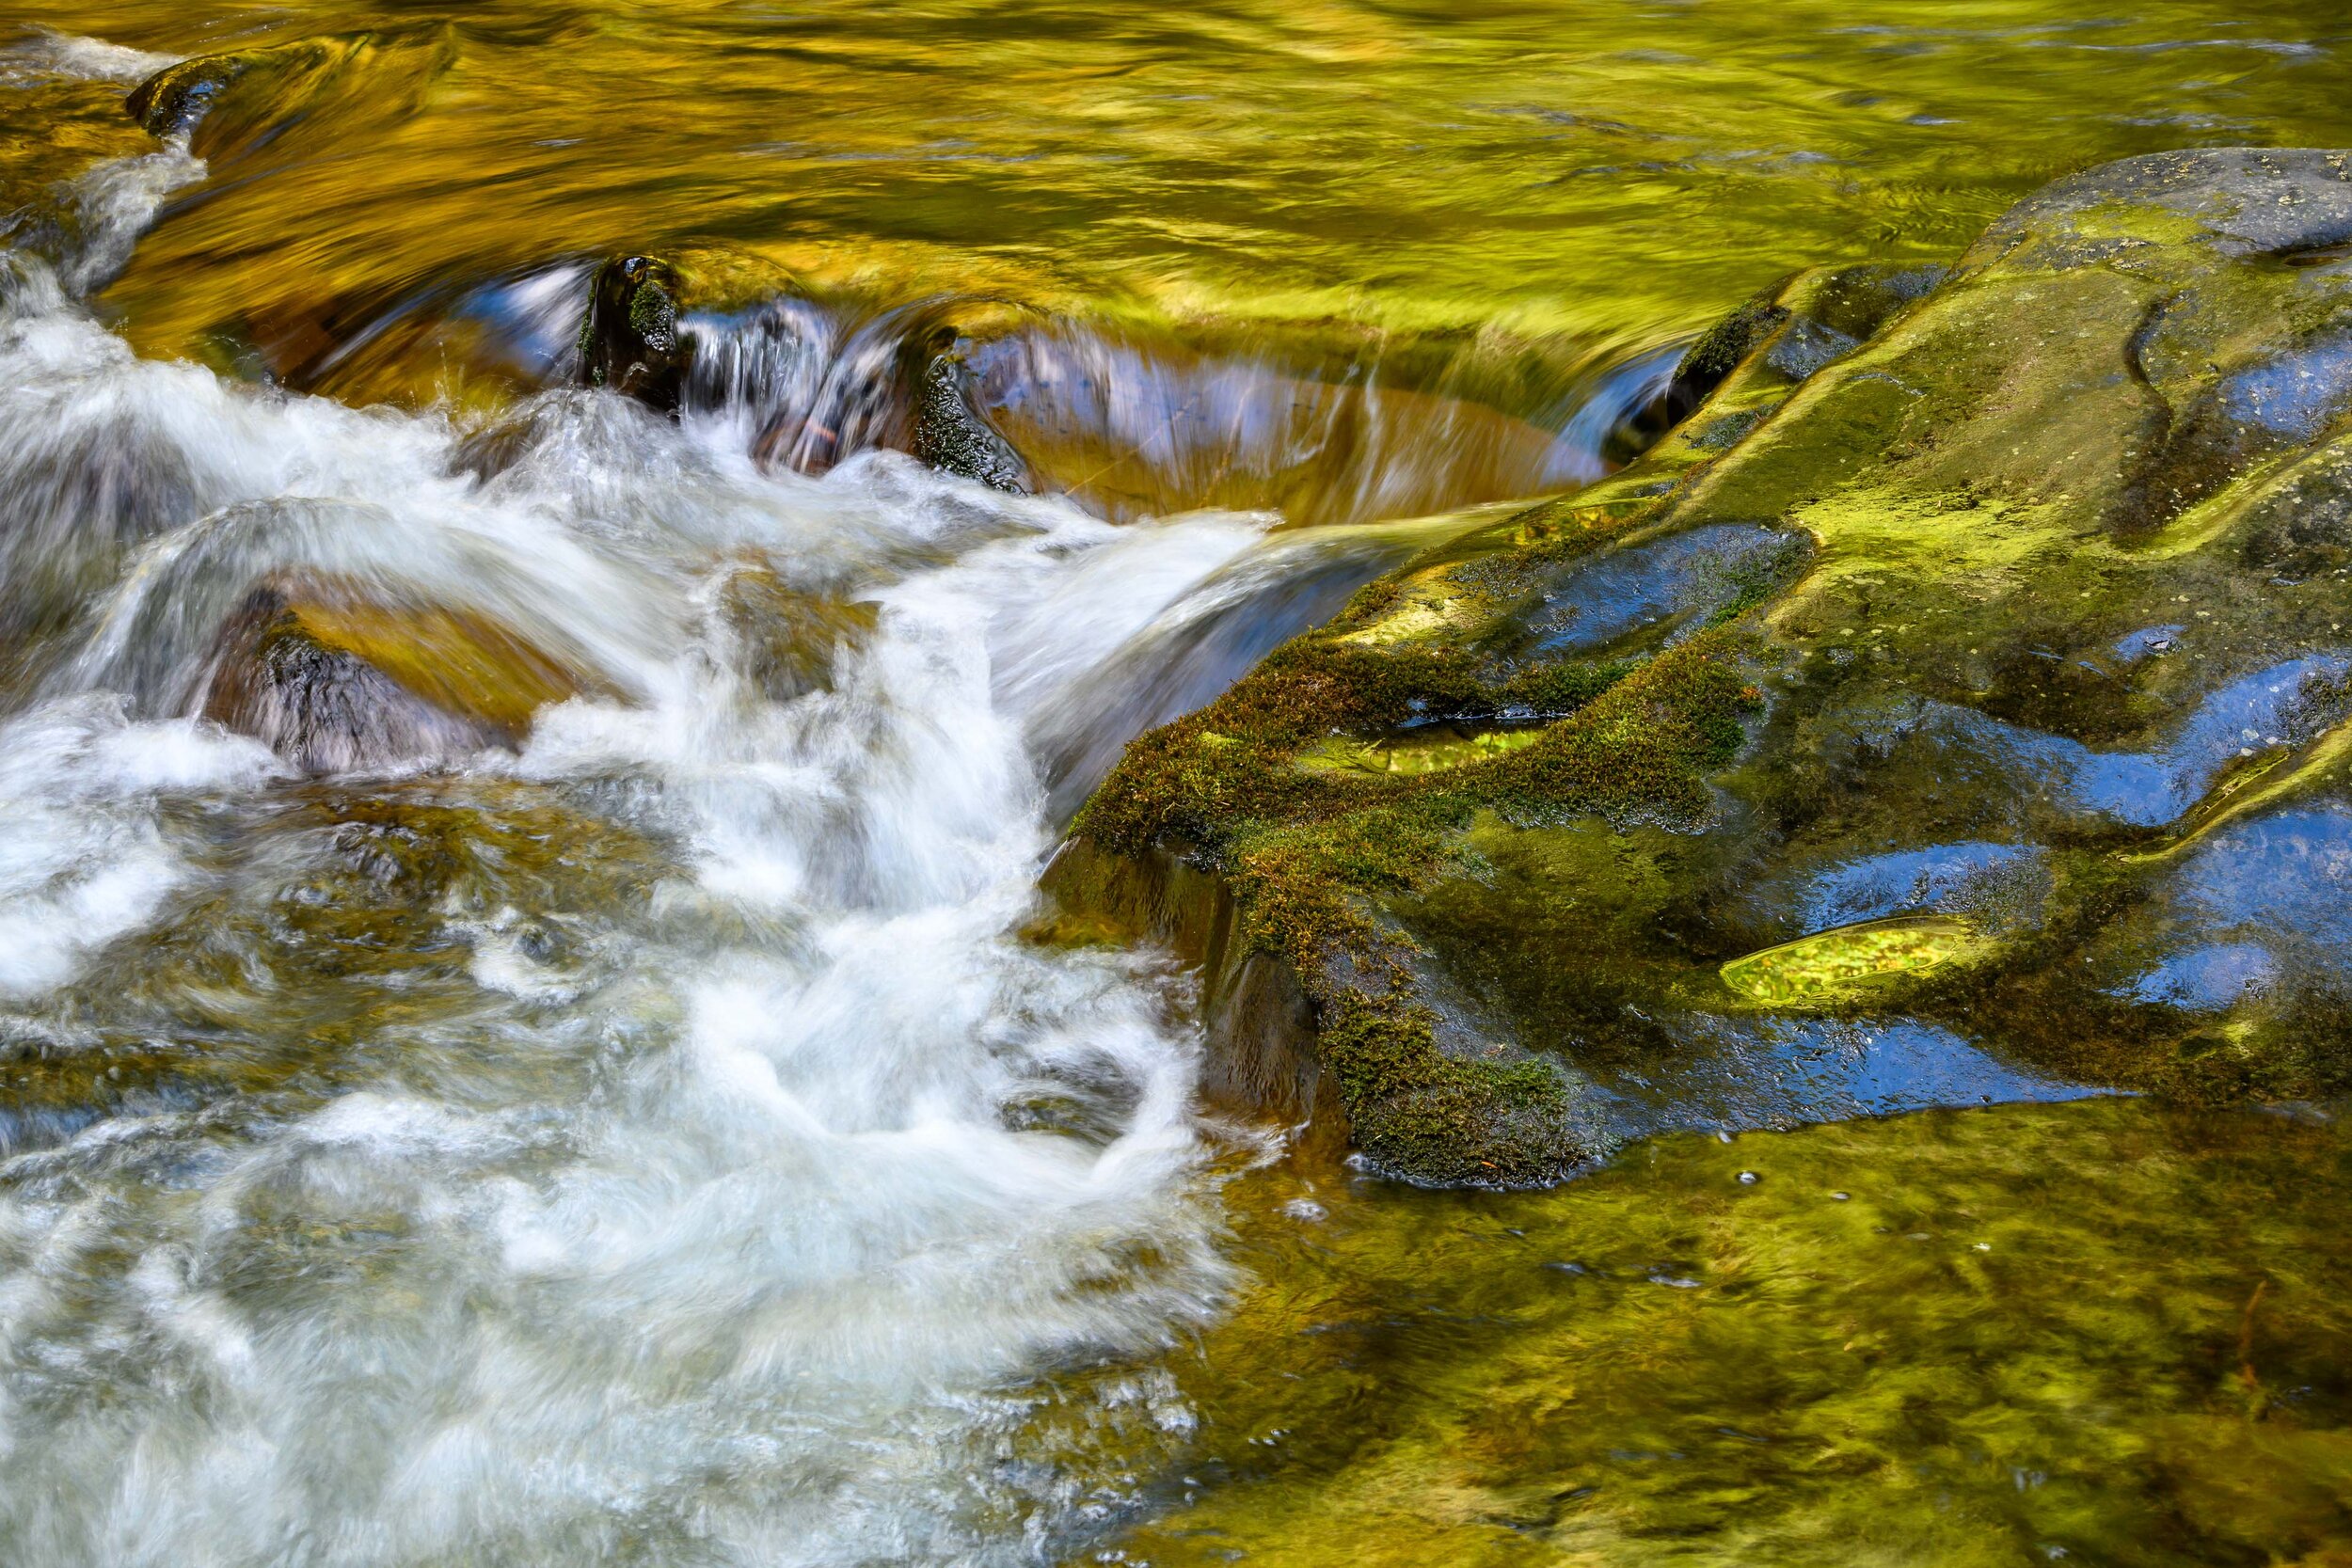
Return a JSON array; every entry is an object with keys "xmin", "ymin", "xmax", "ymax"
[
  {"xmin": 1112, "ymin": 1099, "xmax": 2352, "ymax": 1566},
  {"xmin": 200, "ymin": 575, "xmax": 591, "ymax": 772},
  {"xmin": 713, "ymin": 565, "xmax": 879, "ymax": 703},
  {"xmin": 1054, "ymin": 147, "xmax": 2352, "ymax": 1184},
  {"xmin": 123, "ymin": 28, "xmax": 455, "ymax": 161}
]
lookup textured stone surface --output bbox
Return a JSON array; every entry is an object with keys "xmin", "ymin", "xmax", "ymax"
[{"xmin": 1057, "ymin": 149, "xmax": 2352, "ymax": 1185}]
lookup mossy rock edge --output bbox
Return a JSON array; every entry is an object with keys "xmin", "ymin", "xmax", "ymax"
[{"xmin": 1055, "ymin": 148, "xmax": 2352, "ymax": 1186}]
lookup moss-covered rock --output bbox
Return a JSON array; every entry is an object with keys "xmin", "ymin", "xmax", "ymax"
[
  {"xmin": 576, "ymin": 247, "xmax": 808, "ymax": 414},
  {"xmin": 1055, "ymin": 148, "xmax": 2352, "ymax": 1184},
  {"xmin": 200, "ymin": 574, "xmax": 595, "ymax": 772}
]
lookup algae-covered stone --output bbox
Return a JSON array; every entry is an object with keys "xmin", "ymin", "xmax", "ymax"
[
  {"xmin": 1720, "ymin": 915, "xmax": 1989, "ymax": 1006},
  {"xmin": 1296, "ymin": 723, "xmax": 1546, "ymax": 779},
  {"xmin": 1056, "ymin": 148, "xmax": 2352, "ymax": 1185},
  {"xmin": 201, "ymin": 574, "xmax": 594, "ymax": 772}
]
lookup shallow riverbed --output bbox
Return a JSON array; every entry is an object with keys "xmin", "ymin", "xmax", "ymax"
[{"xmin": 2, "ymin": 4, "xmax": 2351, "ymax": 1565}]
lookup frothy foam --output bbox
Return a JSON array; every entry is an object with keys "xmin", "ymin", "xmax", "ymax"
[{"xmin": 0, "ymin": 104, "xmax": 1274, "ymax": 1568}]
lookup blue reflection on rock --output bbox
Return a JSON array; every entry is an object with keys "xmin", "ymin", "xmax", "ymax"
[
  {"xmin": 1802, "ymin": 840, "xmax": 2044, "ymax": 929},
  {"xmin": 2122, "ymin": 942, "xmax": 2278, "ymax": 1011},
  {"xmin": 1513, "ymin": 523, "xmax": 1790, "ymax": 658},
  {"xmin": 1614, "ymin": 1016, "xmax": 2102, "ymax": 1140},
  {"xmin": 2068, "ymin": 656, "xmax": 2347, "ymax": 825},
  {"xmin": 2177, "ymin": 804, "xmax": 2352, "ymax": 955},
  {"xmin": 1850, "ymin": 655, "xmax": 2347, "ymax": 831},
  {"xmin": 2111, "ymin": 624, "xmax": 2185, "ymax": 662}
]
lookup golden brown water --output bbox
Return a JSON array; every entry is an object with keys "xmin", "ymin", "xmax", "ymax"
[
  {"xmin": 14, "ymin": 2, "xmax": 2352, "ymax": 403},
  {"xmin": 1117, "ymin": 1100, "xmax": 2352, "ymax": 1566},
  {"xmin": 4, "ymin": 4, "xmax": 2352, "ymax": 1564}
]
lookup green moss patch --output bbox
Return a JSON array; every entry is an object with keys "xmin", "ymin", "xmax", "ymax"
[{"xmin": 1074, "ymin": 494, "xmax": 1767, "ymax": 1182}]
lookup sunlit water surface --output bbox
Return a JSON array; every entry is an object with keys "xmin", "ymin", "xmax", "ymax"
[{"xmin": 1, "ymin": 5, "xmax": 2351, "ymax": 1565}]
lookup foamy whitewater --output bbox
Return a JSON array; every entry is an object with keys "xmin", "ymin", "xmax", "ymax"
[
  {"xmin": 0, "ymin": 48, "xmax": 1269, "ymax": 1567},
  {"xmin": 0, "ymin": 33, "xmax": 1658, "ymax": 1563}
]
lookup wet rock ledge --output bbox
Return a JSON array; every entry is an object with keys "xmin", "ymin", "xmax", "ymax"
[{"xmin": 1049, "ymin": 148, "xmax": 2352, "ymax": 1185}]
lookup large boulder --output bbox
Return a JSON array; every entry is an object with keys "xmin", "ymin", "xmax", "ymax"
[{"xmin": 1052, "ymin": 149, "xmax": 2352, "ymax": 1185}]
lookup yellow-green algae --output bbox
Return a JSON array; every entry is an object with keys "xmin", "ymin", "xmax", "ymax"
[
  {"xmin": 1089, "ymin": 1097, "xmax": 2352, "ymax": 1568},
  {"xmin": 1296, "ymin": 724, "xmax": 1547, "ymax": 779},
  {"xmin": 1720, "ymin": 915, "xmax": 1990, "ymax": 1006}
]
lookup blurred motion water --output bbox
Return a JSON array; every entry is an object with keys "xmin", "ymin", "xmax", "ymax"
[{"xmin": 2, "ymin": 3, "xmax": 2351, "ymax": 1564}]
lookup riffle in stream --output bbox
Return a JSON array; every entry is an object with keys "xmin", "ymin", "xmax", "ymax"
[{"xmin": 1, "ymin": 13, "xmax": 2351, "ymax": 1568}]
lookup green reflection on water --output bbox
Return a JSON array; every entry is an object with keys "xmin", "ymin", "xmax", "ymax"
[{"xmin": 1109, "ymin": 1099, "xmax": 2352, "ymax": 1565}]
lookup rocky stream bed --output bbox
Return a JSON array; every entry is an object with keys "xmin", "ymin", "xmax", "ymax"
[{"xmin": 6, "ymin": 12, "xmax": 2352, "ymax": 1565}]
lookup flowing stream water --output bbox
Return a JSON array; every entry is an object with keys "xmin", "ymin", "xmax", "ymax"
[{"xmin": 5, "ymin": 6, "xmax": 2352, "ymax": 1565}]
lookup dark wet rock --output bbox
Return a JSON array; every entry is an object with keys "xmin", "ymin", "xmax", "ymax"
[
  {"xmin": 123, "ymin": 28, "xmax": 455, "ymax": 162},
  {"xmin": 577, "ymin": 247, "xmax": 808, "ymax": 415},
  {"xmin": 1052, "ymin": 148, "xmax": 2352, "ymax": 1185},
  {"xmin": 912, "ymin": 349, "xmax": 1032, "ymax": 493},
  {"xmin": 200, "ymin": 575, "xmax": 592, "ymax": 772},
  {"xmin": 2236, "ymin": 431, "xmax": 2352, "ymax": 579},
  {"xmin": 578, "ymin": 256, "xmax": 689, "ymax": 411}
]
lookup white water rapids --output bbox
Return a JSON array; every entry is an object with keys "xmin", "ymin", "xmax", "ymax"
[
  {"xmin": 0, "ymin": 36, "xmax": 1645, "ymax": 1565},
  {"xmin": 0, "ymin": 68, "xmax": 1258, "ymax": 1568}
]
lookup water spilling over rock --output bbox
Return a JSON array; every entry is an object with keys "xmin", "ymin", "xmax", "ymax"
[{"xmin": 8, "ymin": 6, "xmax": 2352, "ymax": 1564}]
